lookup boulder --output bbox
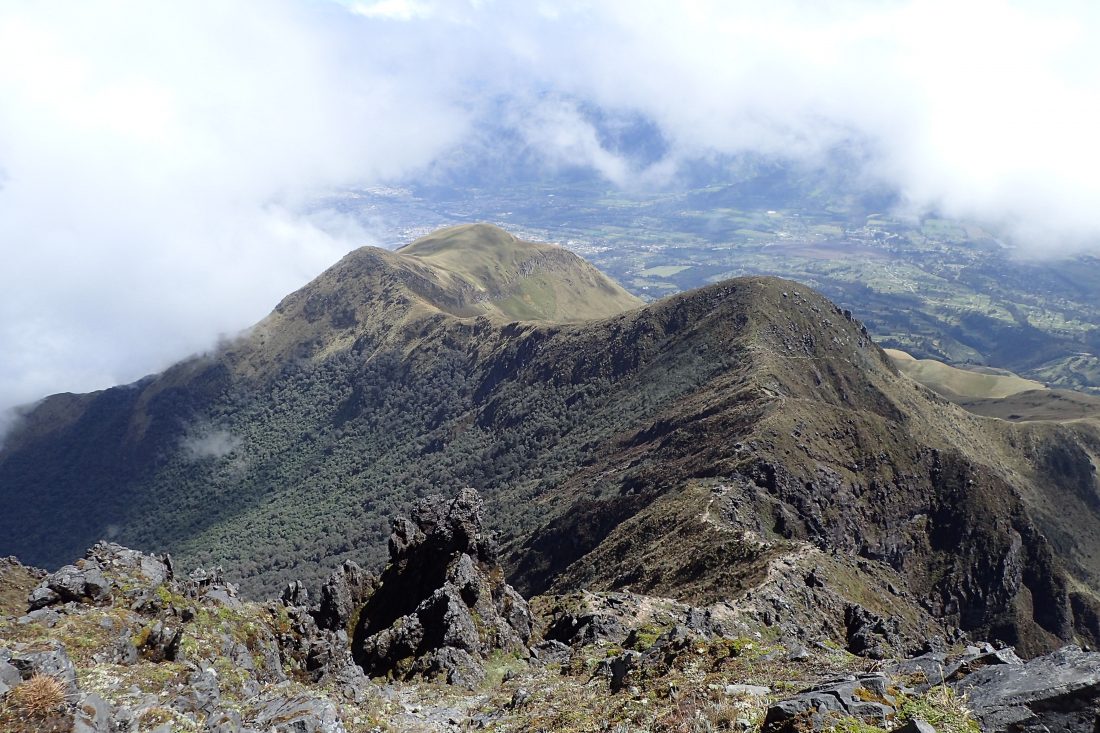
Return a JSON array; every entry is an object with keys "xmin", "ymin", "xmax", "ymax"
[
  {"xmin": 281, "ymin": 580, "xmax": 310, "ymax": 607},
  {"xmin": 85, "ymin": 542, "xmax": 172, "ymax": 586},
  {"xmin": 845, "ymin": 603, "xmax": 902, "ymax": 659},
  {"xmin": 171, "ymin": 668, "xmax": 221, "ymax": 718},
  {"xmin": 529, "ymin": 639, "xmax": 572, "ymax": 667},
  {"xmin": 763, "ymin": 675, "xmax": 898, "ymax": 732},
  {"xmin": 134, "ymin": 620, "xmax": 182, "ymax": 662},
  {"xmin": 895, "ymin": 720, "xmax": 937, "ymax": 733},
  {"xmin": 205, "ymin": 709, "xmax": 247, "ymax": 733},
  {"xmin": 27, "ymin": 562, "xmax": 112, "ymax": 610},
  {"xmin": 185, "ymin": 565, "xmax": 243, "ymax": 607},
  {"xmin": 944, "ymin": 645, "xmax": 1023, "ymax": 682},
  {"xmin": 351, "ymin": 488, "xmax": 531, "ymax": 687},
  {"xmin": 251, "ymin": 694, "xmax": 346, "ymax": 733},
  {"xmin": 952, "ymin": 645, "xmax": 1100, "ymax": 733},
  {"xmin": 5, "ymin": 642, "xmax": 80, "ymax": 696},
  {"xmin": 0, "ymin": 654, "xmax": 20, "ymax": 698},
  {"xmin": 270, "ymin": 602, "xmax": 357, "ymax": 684},
  {"xmin": 72, "ymin": 692, "xmax": 113, "ymax": 733},
  {"xmin": 594, "ymin": 650, "xmax": 641, "ymax": 693}
]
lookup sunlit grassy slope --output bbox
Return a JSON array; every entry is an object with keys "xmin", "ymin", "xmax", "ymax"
[
  {"xmin": 397, "ymin": 223, "xmax": 643, "ymax": 322},
  {"xmin": 885, "ymin": 348, "xmax": 1046, "ymax": 399}
]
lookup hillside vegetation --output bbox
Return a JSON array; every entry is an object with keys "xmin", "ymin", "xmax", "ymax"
[
  {"xmin": 3, "ymin": 224, "xmax": 1100, "ymax": 658},
  {"xmin": 885, "ymin": 348, "xmax": 1046, "ymax": 399}
]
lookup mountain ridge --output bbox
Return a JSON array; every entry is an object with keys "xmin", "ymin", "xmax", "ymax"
[{"xmin": 3, "ymin": 224, "xmax": 1100, "ymax": 657}]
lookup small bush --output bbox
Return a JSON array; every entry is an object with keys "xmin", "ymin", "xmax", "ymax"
[{"xmin": 9, "ymin": 674, "xmax": 66, "ymax": 717}]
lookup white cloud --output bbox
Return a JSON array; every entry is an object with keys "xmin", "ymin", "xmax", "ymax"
[
  {"xmin": 182, "ymin": 428, "xmax": 242, "ymax": 461},
  {"xmin": 2, "ymin": 0, "xmax": 1100, "ymax": 421},
  {"xmin": 0, "ymin": 0, "xmax": 470, "ymax": 414},
  {"xmin": 348, "ymin": 0, "xmax": 436, "ymax": 21},
  {"xmin": 510, "ymin": 98, "xmax": 632, "ymax": 187}
]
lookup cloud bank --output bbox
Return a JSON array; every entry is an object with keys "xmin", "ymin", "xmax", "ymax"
[{"xmin": 1, "ymin": 0, "xmax": 1099, "ymax": 419}]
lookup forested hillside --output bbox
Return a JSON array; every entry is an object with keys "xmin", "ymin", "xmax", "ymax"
[{"xmin": 4, "ymin": 224, "xmax": 1100, "ymax": 656}]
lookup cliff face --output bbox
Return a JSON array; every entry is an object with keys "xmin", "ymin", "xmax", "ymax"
[{"xmin": 2, "ymin": 225, "xmax": 1100, "ymax": 654}]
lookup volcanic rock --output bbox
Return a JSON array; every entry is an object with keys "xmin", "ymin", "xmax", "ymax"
[
  {"xmin": 762, "ymin": 675, "xmax": 898, "ymax": 732},
  {"xmin": 351, "ymin": 488, "xmax": 532, "ymax": 687},
  {"xmin": 953, "ymin": 645, "xmax": 1100, "ymax": 732},
  {"xmin": 27, "ymin": 562, "xmax": 111, "ymax": 610},
  {"xmin": 312, "ymin": 560, "xmax": 375, "ymax": 633}
]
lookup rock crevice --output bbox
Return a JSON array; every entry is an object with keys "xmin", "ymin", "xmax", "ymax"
[{"xmin": 351, "ymin": 488, "xmax": 532, "ymax": 687}]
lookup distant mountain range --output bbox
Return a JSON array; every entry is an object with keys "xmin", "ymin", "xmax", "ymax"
[{"xmin": 3, "ymin": 223, "xmax": 1100, "ymax": 656}]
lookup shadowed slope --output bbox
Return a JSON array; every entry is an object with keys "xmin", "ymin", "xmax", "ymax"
[{"xmin": 3, "ymin": 229, "xmax": 1100, "ymax": 657}]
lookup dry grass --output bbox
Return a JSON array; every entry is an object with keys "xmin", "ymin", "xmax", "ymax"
[
  {"xmin": 886, "ymin": 348, "xmax": 1046, "ymax": 399},
  {"xmin": 2, "ymin": 673, "xmax": 74, "ymax": 733},
  {"xmin": 8, "ymin": 674, "xmax": 66, "ymax": 717},
  {"xmin": 896, "ymin": 684, "xmax": 980, "ymax": 733}
]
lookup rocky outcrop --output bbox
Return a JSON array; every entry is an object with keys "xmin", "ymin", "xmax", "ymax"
[
  {"xmin": 351, "ymin": 488, "xmax": 532, "ymax": 687},
  {"xmin": 762, "ymin": 674, "xmax": 898, "ymax": 732},
  {"xmin": 13, "ymin": 538, "xmax": 1100, "ymax": 733},
  {"xmin": 954, "ymin": 645, "xmax": 1100, "ymax": 732},
  {"xmin": 27, "ymin": 560, "xmax": 111, "ymax": 610},
  {"xmin": 538, "ymin": 589, "xmax": 746, "ymax": 649},
  {"xmin": 312, "ymin": 560, "xmax": 376, "ymax": 633},
  {"xmin": 251, "ymin": 695, "xmax": 347, "ymax": 733},
  {"xmin": 1, "ymin": 542, "xmax": 372, "ymax": 732},
  {"xmin": 760, "ymin": 643, "xmax": 1100, "ymax": 733}
]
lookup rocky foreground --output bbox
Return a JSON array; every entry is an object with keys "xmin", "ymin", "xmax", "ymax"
[{"xmin": 3, "ymin": 491, "xmax": 1100, "ymax": 732}]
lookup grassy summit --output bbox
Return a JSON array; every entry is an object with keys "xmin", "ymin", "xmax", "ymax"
[
  {"xmin": 213, "ymin": 222, "xmax": 643, "ymax": 379},
  {"xmin": 395, "ymin": 223, "xmax": 643, "ymax": 322}
]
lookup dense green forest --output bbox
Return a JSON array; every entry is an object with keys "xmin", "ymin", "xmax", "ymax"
[{"xmin": 0, "ymin": 278, "xmax": 733, "ymax": 596}]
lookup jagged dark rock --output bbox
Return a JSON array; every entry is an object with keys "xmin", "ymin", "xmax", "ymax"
[
  {"xmin": 539, "ymin": 590, "xmax": 743, "ymax": 650},
  {"xmin": 845, "ymin": 603, "xmax": 903, "ymax": 659},
  {"xmin": 281, "ymin": 580, "xmax": 309, "ymax": 607},
  {"xmin": 944, "ymin": 643, "xmax": 1024, "ymax": 682},
  {"xmin": 17, "ymin": 540, "xmax": 1100, "ymax": 732},
  {"xmin": 4, "ymin": 642, "xmax": 79, "ymax": 697},
  {"xmin": 0, "ymin": 657, "xmax": 18, "ymax": 698},
  {"xmin": 86, "ymin": 542, "xmax": 173, "ymax": 586},
  {"xmin": 2, "ymin": 543, "xmax": 371, "ymax": 731},
  {"xmin": 251, "ymin": 695, "xmax": 346, "ymax": 733},
  {"xmin": 311, "ymin": 559, "xmax": 375, "ymax": 633},
  {"xmin": 27, "ymin": 561, "xmax": 111, "ymax": 610},
  {"xmin": 171, "ymin": 668, "xmax": 221, "ymax": 719},
  {"xmin": 134, "ymin": 619, "xmax": 182, "ymax": 662},
  {"xmin": 351, "ymin": 488, "xmax": 532, "ymax": 686},
  {"xmin": 594, "ymin": 649, "xmax": 641, "ymax": 693},
  {"xmin": 953, "ymin": 645, "xmax": 1100, "ymax": 732}
]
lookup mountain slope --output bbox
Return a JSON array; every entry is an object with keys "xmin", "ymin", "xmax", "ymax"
[
  {"xmin": 396, "ymin": 223, "xmax": 642, "ymax": 322},
  {"xmin": 885, "ymin": 348, "xmax": 1047, "ymax": 399},
  {"xmin": 3, "ymin": 225, "xmax": 1100, "ymax": 656}
]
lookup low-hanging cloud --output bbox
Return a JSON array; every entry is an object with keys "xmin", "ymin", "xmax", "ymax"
[
  {"xmin": 1, "ymin": 0, "xmax": 1099, "ymax": 423},
  {"xmin": 182, "ymin": 428, "xmax": 243, "ymax": 462}
]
